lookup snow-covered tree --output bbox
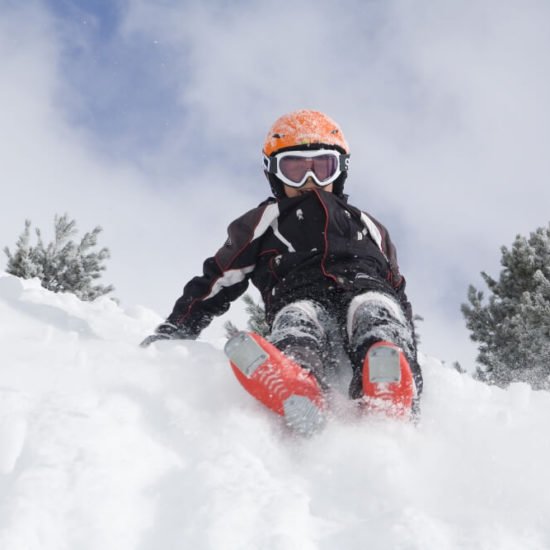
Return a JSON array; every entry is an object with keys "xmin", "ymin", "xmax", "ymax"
[
  {"xmin": 225, "ymin": 294, "xmax": 269, "ymax": 338},
  {"xmin": 4, "ymin": 214, "xmax": 114, "ymax": 301},
  {"xmin": 462, "ymin": 224, "xmax": 550, "ymax": 389}
]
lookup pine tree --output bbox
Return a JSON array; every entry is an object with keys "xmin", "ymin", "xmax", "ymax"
[
  {"xmin": 462, "ymin": 224, "xmax": 550, "ymax": 389},
  {"xmin": 225, "ymin": 294, "xmax": 269, "ymax": 338},
  {"xmin": 4, "ymin": 214, "xmax": 114, "ymax": 301}
]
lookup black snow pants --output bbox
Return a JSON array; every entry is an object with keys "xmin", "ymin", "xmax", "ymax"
[{"xmin": 267, "ymin": 290, "xmax": 423, "ymax": 403}]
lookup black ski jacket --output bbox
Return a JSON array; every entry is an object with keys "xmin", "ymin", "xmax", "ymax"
[{"xmin": 166, "ymin": 190, "xmax": 413, "ymax": 338}]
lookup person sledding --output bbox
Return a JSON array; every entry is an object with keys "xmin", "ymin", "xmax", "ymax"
[{"xmin": 142, "ymin": 110, "xmax": 423, "ymax": 435}]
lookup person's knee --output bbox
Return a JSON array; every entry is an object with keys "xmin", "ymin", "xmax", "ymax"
[
  {"xmin": 347, "ymin": 291, "xmax": 413, "ymax": 354},
  {"xmin": 269, "ymin": 300, "xmax": 327, "ymax": 347},
  {"xmin": 268, "ymin": 300, "xmax": 330, "ymax": 385}
]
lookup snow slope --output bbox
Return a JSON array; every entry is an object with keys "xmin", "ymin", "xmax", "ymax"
[{"xmin": 1, "ymin": 273, "xmax": 550, "ymax": 550}]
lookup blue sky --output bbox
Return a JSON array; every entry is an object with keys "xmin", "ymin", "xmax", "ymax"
[
  {"xmin": 44, "ymin": 0, "xmax": 186, "ymax": 158},
  {"xmin": 2, "ymin": 0, "xmax": 550, "ymax": 368}
]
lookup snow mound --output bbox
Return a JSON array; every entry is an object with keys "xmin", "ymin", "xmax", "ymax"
[{"xmin": 1, "ymin": 273, "xmax": 550, "ymax": 550}]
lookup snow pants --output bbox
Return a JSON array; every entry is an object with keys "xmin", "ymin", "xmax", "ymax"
[{"xmin": 267, "ymin": 291, "xmax": 423, "ymax": 402}]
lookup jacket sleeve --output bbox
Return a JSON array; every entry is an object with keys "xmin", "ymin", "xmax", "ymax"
[
  {"xmin": 371, "ymin": 216, "xmax": 414, "ymax": 324},
  {"xmin": 164, "ymin": 202, "xmax": 273, "ymax": 338}
]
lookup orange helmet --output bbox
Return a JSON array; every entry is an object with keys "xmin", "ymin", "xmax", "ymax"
[
  {"xmin": 263, "ymin": 110, "xmax": 350, "ymax": 198},
  {"xmin": 263, "ymin": 110, "xmax": 350, "ymax": 156}
]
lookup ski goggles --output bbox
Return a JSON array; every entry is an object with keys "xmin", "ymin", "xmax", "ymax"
[{"xmin": 263, "ymin": 149, "xmax": 350, "ymax": 188}]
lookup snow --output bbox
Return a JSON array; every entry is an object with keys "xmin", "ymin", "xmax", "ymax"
[{"xmin": 1, "ymin": 273, "xmax": 550, "ymax": 549}]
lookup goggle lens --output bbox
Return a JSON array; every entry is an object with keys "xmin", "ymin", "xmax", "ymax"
[
  {"xmin": 263, "ymin": 149, "xmax": 349, "ymax": 189},
  {"xmin": 279, "ymin": 154, "xmax": 339, "ymax": 185}
]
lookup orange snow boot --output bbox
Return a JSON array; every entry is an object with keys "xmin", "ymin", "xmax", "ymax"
[
  {"xmin": 225, "ymin": 332, "xmax": 326, "ymax": 436},
  {"xmin": 361, "ymin": 341, "xmax": 415, "ymax": 419}
]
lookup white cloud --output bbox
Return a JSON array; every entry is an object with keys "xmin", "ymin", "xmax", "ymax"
[{"xmin": 0, "ymin": 3, "xmax": 253, "ymax": 337}]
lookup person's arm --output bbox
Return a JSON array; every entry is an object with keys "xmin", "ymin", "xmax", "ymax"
[
  {"xmin": 366, "ymin": 213, "xmax": 413, "ymax": 323},
  {"xmin": 141, "ymin": 200, "xmax": 277, "ymax": 346}
]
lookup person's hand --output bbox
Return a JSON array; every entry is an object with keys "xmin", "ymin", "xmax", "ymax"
[{"xmin": 140, "ymin": 322, "xmax": 183, "ymax": 348}]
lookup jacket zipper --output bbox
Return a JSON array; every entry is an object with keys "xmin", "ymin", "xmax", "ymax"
[{"xmin": 314, "ymin": 189, "xmax": 339, "ymax": 284}]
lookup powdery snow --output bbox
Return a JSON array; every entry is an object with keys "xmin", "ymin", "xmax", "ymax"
[{"xmin": 1, "ymin": 272, "xmax": 550, "ymax": 550}]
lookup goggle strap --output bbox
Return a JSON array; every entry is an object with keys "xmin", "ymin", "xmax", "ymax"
[
  {"xmin": 340, "ymin": 154, "xmax": 350, "ymax": 172},
  {"xmin": 263, "ymin": 155, "xmax": 277, "ymax": 175}
]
